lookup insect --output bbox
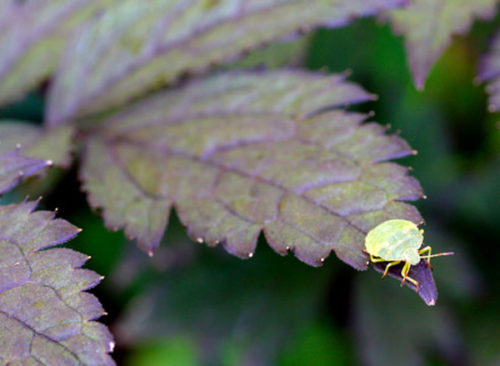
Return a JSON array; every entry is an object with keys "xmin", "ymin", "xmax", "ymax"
[{"xmin": 363, "ymin": 219, "xmax": 453, "ymax": 289}]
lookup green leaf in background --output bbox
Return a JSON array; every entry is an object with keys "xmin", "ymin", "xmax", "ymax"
[
  {"xmin": 279, "ymin": 323, "xmax": 353, "ymax": 366},
  {"xmin": 126, "ymin": 337, "xmax": 199, "ymax": 366},
  {"xmin": 114, "ymin": 243, "xmax": 334, "ymax": 366},
  {"xmin": 46, "ymin": 0, "xmax": 406, "ymax": 124},
  {"xmin": 81, "ymin": 70, "xmax": 423, "ymax": 271},
  {"xmin": 0, "ymin": 201, "xmax": 114, "ymax": 365},
  {"xmin": 389, "ymin": 0, "xmax": 497, "ymax": 90},
  {"xmin": 69, "ymin": 211, "xmax": 126, "ymax": 279},
  {"xmin": 0, "ymin": 0, "xmax": 112, "ymax": 106},
  {"xmin": 353, "ymin": 270, "xmax": 463, "ymax": 366}
]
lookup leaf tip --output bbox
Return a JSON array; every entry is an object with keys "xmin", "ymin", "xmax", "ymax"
[{"xmin": 413, "ymin": 72, "xmax": 427, "ymax": 91}]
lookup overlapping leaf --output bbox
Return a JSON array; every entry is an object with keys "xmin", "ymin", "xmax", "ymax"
[
  {"xmin": 0, "ymin": 122, "xmax": 74, "ymax": 194},
  {"xmin": 81, "ymin": 70, "xmax": 423, "ymax": 269},
  {"xmin": 0, "ymin": 0, "xmax": 112, "ymax": 106},
  {"xmin": 0, "ymin": 201, "xmax": 114, "ymax": 365},
  {"xmin": 47, "ymin": 0, "xmax": 406, "ymax": 125},
  {"xmin": 389, "ymin": 0, "xmax": 497, "ymax": 90}
]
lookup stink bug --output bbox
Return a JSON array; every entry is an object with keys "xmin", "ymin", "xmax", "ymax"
[{"xmin": 363, "ymin": 219, "xmax": 453, "ymax": 289}]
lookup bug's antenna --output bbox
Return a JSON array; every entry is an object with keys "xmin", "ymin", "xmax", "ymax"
[{"xmin": 420, "ymin": 252, "xmax": 454, "ymax": 260}]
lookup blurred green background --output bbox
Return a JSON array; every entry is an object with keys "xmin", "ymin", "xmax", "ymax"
[{"xmin": 2, "ymin": 15, "xmax": 500, "ymax": 366}]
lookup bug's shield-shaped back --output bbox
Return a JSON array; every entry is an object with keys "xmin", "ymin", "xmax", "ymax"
[{"xmin": 372, "ymin": 259, "xmax": 438, "ymax": 306}]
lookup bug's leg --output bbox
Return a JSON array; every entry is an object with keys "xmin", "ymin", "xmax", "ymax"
[
  {"xmin": 369, "ymin": 254, "xmax": 387, "ymax": 263},
  {"xmin": 419, "ymin": 246, "xmax": 433, "ymax": 269},
  {"xmin": 400, "ymin": 262, "xmax": 420, "ymax": 290},
  {"xmin": 403, "ymin": 275, "xmax": 419, "ymax": 290},
  {"xmin": 381, "ymin": 260, "xmax": 401, "ymax": 279},
  {"xmin": 400, "ymin": 262, "xmax": 408, "ymax": 286}
]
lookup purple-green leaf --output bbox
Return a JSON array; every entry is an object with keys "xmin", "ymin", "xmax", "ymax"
[
  {"xmin": 81, "ymin": 70, "xmax": 423, "ymax": 269},
  {"xmin": 373, "ymin": 259, "xmax": 437, "ymax": 305},
  {"xmin": 47, "ymin": 0, "xmax": 406, "ymax": 125},
  {"xmin": 0, "ymin": 0, "xmax": 111, "ymax": 106},
  {"xmin": 0, "ymin": 201, "xmax": 114, "ymax": 365},
  {"xmin": 389, "ymin": 0, "xmax": 497, "ymax": 90},
  {"xmin": 0, "ymin": 123, "xmax": 74, "ymax": 194}
]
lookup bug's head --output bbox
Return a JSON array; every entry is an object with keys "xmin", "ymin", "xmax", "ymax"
[{"xmin": 404, "ymin": 248, "xmax": 420, "ymax": 265}]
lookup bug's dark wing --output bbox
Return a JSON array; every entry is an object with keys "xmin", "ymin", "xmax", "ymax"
[{"xmin": 372, "ymin": 259, "xmax": 438, "ymax": 306}]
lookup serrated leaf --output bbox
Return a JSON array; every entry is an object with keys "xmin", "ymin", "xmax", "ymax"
[
  {"xmin": 0, "ymin": 122, "xmax": 74, "ymax": 194},
  {"xmin": 47, "ymin": 0, "xmax": 406, "ymax": 125},
  {"xmin": 81, "ymin": 70, "xmax": 423, "ymax": 269},
  {"xmin": 389, "ymin": 0, "xmax": 497, "ymax": 90},
  {"xmin": 477, "ymin": 30, "xmax": 500, "ymax": 112},
  {"xmin": 0, "ymin": 0, "xmax": 111, "ymax": 106},
  {"xmin": 0, "ymin": 201, "xmax": 114, "ymax": 365}
]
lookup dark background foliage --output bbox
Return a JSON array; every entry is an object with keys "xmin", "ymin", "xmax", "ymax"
[{"xmin": 2, "ymin": 15, "xmax": 500, "ymax": 365}]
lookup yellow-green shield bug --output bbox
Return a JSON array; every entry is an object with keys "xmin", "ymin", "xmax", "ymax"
[{"xmin": 364, "ymin": 219, "xmax": 453, "ymax": 289}]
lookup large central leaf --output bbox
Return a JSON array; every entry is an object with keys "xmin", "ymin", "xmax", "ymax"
[
  {"xmin": 47, "ymin": 0, "xmax": 405, "ymax": 125},
  {"xmin": 81, "ymin": 70, "xmax": 423, "ymax": 269}
]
